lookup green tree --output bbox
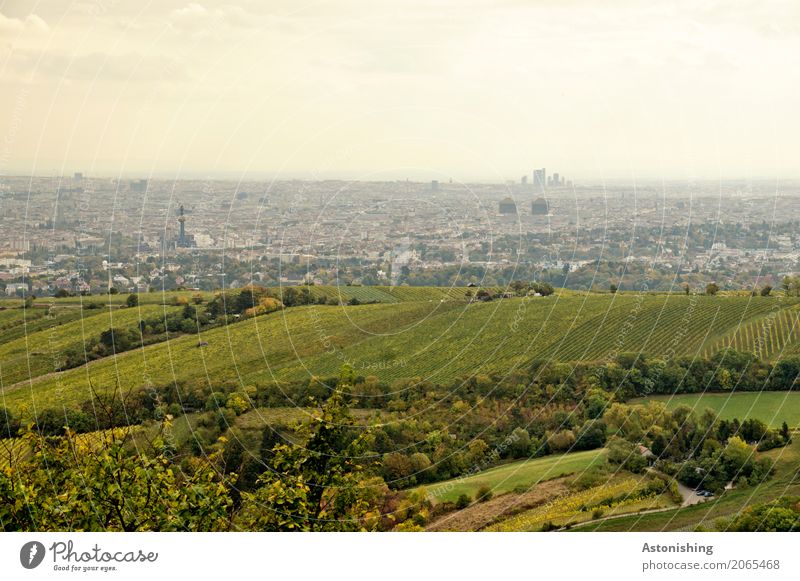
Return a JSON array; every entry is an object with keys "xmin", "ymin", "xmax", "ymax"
[
  {"xmin": 705, "ymin": 282, "xmax": 720, "ymax": 296},
  {"xmin": 238, "ymin": 373, "xmax": 382, "ymax": 531},
  {"xmin": 0, "ymin": 424, "xmax": 234, "ymax": 531},
  {"xmin": 508, "ymin": 427, "xmax": 532, "ymax": 459},
  {"xmin": 780, "ymin": 421, "xmax": 791, "ymax": 443},
  {"xmin": 728, "ymin": 496, "xmax": 800, "ymax": 531}
]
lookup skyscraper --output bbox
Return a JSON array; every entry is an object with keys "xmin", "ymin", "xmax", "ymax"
[{"xmin": 533, "ymin": 168, "xmax": 546, "ymax": 190}]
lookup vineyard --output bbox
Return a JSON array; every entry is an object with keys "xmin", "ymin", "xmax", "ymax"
[
  {"xmin": 0, "ymin": 304, "xmax": 182, "ymax": 388},
  {"xmin": 704, "ymin": 305, "xmax": 800, "ymax": 360},
  {"xmin": 302, "ymin": 285, "xmax": 492, "ymax": 304},
  {"xmin": 2, "ymin": 291, "xmax": 800, "ymax": 416},
  {"xmin": 486, "ymin": 475, "xmax": 673, "ymax": 531}
]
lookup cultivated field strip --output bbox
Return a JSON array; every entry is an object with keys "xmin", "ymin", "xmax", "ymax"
[{"xmin": 705, "ymin": 305, "xmax": 800, "ymax": 360}]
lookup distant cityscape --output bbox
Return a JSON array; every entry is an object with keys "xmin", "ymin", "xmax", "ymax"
[{"xmin": 1, "ymin": 173, "xmax": 798, "ymax": 296}]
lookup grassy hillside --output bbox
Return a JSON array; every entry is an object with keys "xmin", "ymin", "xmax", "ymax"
[
  {"xmin": 634, "ymin": 391, "xmax": 800, "ymax": 428},
  {"xmin": 0, "ymin": 304, "xmax": 181, "ymax": 388},
  {"xmin": 2, "ymin": 291, "xmax": 799, "ymax": 415}
]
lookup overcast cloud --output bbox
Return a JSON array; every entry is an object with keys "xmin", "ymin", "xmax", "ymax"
[{"xmin": 1, "ymin": 0, "xmax": 799, "ymax": 180}]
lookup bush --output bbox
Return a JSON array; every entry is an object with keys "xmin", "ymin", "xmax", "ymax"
[
  {"xmin": 455, "ymin": 493, "xmax": 471, "ymax": 509},
  {"xmin": 476, "ymin": 485, "xmax": 493, "ymax": 502}
]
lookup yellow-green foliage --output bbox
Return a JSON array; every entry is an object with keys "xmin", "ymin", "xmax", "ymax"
[
  {"xmin": 243, "ymin": 297, "xmax": 283, "ymax": 318},
  {"xmin": 487, "ymin": 476, "xmax": 662, "ymax": 531}
]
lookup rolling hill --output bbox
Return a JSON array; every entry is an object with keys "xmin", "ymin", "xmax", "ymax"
[{"xmin": 2, "ymin": 289, "xmax": 799, "ymax": 415}]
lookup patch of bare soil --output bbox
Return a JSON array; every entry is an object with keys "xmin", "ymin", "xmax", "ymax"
[{"xmin": 426, "ymin": 477, "xmax": 570, "ymax": 532}]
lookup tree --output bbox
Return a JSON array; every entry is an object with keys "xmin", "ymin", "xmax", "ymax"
[
  {"xmin": 382, "ymin": 452, "xmax": 414, "ymax": 484},
  {"xmin": 705, "ymin": 282, "xmax": 720, "ymax": 296},
  {"xmin": 54, "ymin": 288, "xmax": 70, "ymax": 298},
  {"xmin": 0, "ymin": 407, "xmax": 19, "ymax": 438},
  {"xmin": 780, "ymin": 421, "xmax": 791, "ymax": 443},
  {"xmin": 126, "ymin": 293, "xmax": 139, "ymax": 308},
  {"xmin": 476, "ymin": 485, "xmax": 493, "ymax": 502},
  {"xmin": 760, "ymin": 285, "xmax": 772, "ymax": 297},
  {"xmin": 682, "ymin": 283, "xmax": 690, "ymax": 295},
  {"xmin": 727, "ymin": 497, "xmax": 800, "ymax": 531},
  {"xmin": 606, "ymin": 436, "xmax": 647, "ymax": 473},
  {"xmin": 574, "ymin": 421, "xmax": 607, "ymax": 450},
  {"xmin": 238, "ymin": 371, "xmax": 383, "ymax": 531},
  {"xmin": 508, "ymin": 427, "xmax": 532, "ymax": 459},
  {"xmin": 0, "ymin": 424, "xmax": 234, "ymax": 531},
  {"xmin": 722, "ymin": 436, "xmax": 753, "ymax": 475},
  {"xmin": 609, "ymin": 283, "xmax": 618, "ymax": 294},
  {"xmin": 108, "ymin": 287, "xmax": 119, "ymax": 295}
]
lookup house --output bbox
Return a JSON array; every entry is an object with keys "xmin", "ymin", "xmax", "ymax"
[
  {"xmin": 637, "ymin": 444, "xmax": 656, "ymax": 465},
  {"xmin": 5, "ymin": 282, "xmax": 29, "ymax": 296}
]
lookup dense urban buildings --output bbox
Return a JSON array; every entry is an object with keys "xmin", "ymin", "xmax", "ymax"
[{"xmin": 1, "ymin": 175, "xmax": 798, "ymax": 296}]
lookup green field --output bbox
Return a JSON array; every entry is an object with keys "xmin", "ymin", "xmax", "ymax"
[
  {"xmin": 634, "ymin": 391, "xmax": 800, "ymax": 428},
  {"xmin": 420, "ymin": 449, "xmax": 607, "ymax": 503},
  {"xmin": 3, "ymin": 292, "xmax": 800, "ymax": 415},
  {"xmin": 0, "ymin": 304, "xmax": 181, "ymax": 388}
]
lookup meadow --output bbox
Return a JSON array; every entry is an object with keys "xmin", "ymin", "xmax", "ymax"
[{"xmin": 634, "ymin": 391, "xmax": 800, "ymax": 428}]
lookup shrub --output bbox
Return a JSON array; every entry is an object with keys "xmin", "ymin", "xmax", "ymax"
[{"xmin": 455, "ymin": 493, "xmax": 471, "ymax": 509}]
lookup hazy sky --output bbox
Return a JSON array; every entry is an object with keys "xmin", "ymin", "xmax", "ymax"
[{"xmin": 2, "ymin": 0, "xmax": 799, "ymax": 181}]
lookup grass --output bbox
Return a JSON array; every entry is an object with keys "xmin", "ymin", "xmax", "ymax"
[
  {"xmin": 634, "ymin": 391, "xmax": 800, "ymax": 428},
  {"xmin": 420, "ymin": 448, "xmax": 607, "ymax": 504}
]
